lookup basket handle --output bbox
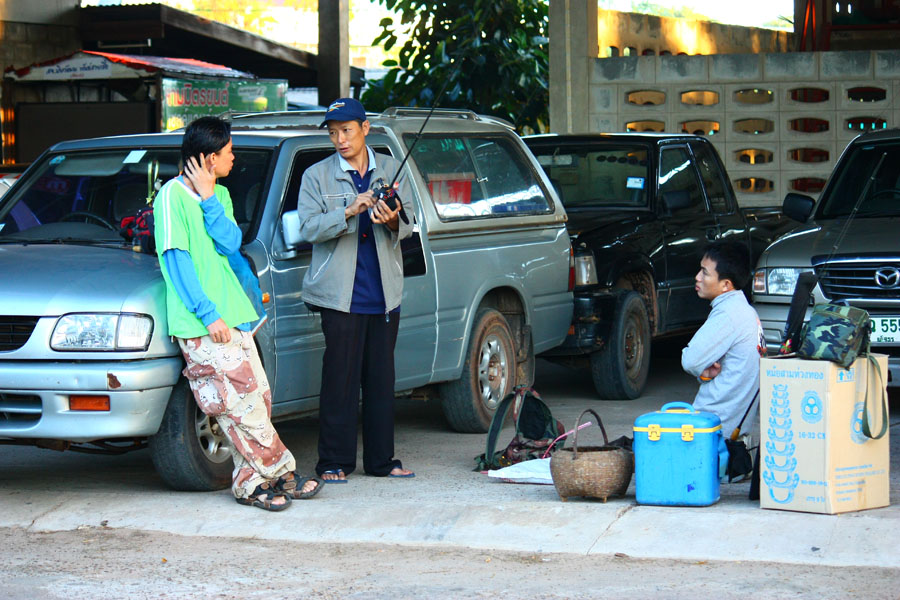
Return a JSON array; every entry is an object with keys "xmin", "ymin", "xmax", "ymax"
[{"xmin": 572, "ymin": 409, "xmax": 608, "ymax": 460}]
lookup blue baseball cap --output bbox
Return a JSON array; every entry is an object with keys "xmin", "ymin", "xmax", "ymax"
[{"xmin": 320, "ymin": 97, "xmax": 367, "ymax": 127}]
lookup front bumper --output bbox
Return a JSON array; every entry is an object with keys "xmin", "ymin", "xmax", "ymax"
[
  {"xmin": 755, "ymin": 300, "xmax": 900, "ymax": 387},
  {"xmin": 0, "ymin": 357, "xmax": 183, "ymax": 442},
  {"xmin": 540, "ymin": 290, "xmax": 617, "ymax": 357}
]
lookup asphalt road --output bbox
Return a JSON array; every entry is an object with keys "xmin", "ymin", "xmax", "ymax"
[{"xmin": 1, "ymin": 337, "xmax": 898, "ymax": 599}]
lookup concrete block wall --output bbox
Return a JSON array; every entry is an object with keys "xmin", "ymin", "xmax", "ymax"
[
  {"xmin": 588, "ymin": 50, "xmax": 900, "ymax": 208},
  {"xmin": 0, "ymin": 21, "xmax": 79, "ymax": 75}
]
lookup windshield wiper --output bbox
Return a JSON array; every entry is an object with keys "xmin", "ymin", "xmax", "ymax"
[{"xmin": 0, "ymin": 236, "xmax": 126, "ymax": 246}]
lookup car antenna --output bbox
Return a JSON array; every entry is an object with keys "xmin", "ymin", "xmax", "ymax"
[
  {"xmin": 372, "ymin": 75, "xmax": 456, "ymax": 209},
  {"xmin": 827, "ymin": 151, "xmax": 887, "ymax": 262}
]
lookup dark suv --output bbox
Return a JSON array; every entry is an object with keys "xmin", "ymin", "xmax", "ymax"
[{"xmin": 753, "ymin": 128, "xmax": 900, "ymax": 386}]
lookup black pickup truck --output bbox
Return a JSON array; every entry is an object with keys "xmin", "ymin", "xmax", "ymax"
[{"xmin": 525, "ymin": 133, "xmax": 793, "ymax": 399}]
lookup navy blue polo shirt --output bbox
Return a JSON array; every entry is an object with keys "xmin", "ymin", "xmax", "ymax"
[{"xmin": 343, "ymin": 149, "xmax": 399, "ymax": 315}]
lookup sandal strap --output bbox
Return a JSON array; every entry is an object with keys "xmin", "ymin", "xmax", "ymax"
[{"xmin": 250, "ymin": 482, "xmax": 279, "ymax": 502}]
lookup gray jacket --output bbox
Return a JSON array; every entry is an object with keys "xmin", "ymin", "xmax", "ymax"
[
  {"xmin": 297, "ymin": 149, "xmax": 413, "ymax": 312},
  {"xmin": 682, "ymin": 290, "xmax": 763, "ymax": 438}
]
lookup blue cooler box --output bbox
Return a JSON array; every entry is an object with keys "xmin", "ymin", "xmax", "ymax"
[{"xmin": 633, "ymin": 401, "xmax": 725, "ymax": 506}]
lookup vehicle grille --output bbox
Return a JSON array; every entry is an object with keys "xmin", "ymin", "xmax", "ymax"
[
  {"xmin": 816, "ymin": 261, "xmax": 900, "ymax": 302},
  {"xmin": 0, "ymin": 316, "xmax": 38, "ymax": 352},
  {"xmin": 0, "ymin": 393, "xmax": 41, "ymax": 425}
]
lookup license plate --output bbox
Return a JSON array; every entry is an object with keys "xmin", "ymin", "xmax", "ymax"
[{"xmin": 871, "ymin": 316, "xmax": 900, "ymax": 344}]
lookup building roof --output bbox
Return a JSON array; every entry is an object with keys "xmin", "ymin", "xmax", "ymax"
[
  {"xmin": 79, "ymin": 3, "xmax": 365, "ymax": 88},
  {"xmin": 5, "ymin": 50, "xmax": 257, "ymax": 81}
]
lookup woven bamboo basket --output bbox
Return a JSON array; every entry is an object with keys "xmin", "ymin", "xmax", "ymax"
[{"xmin": 550, "ymin": 409, "xmax": 634, "ymax": 502}]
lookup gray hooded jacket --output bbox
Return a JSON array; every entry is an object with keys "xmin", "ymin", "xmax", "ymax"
[{"xmin": 297, "ymin": 149, "xmax": 413, "ymax": 313}]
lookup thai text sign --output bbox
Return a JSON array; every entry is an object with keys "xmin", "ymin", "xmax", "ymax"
[{"xmin": 161, "ymin": 77, "xmax": 287, "ymax": 131}]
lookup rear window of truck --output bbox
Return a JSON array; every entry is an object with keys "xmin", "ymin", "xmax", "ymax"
[
  {"xmin": 531, "ymin": 144, "xmax": 650, "ymax": 209},
  {"xmin": 406, "ymin": 134, "xmax": 553, "ymax": 221}
]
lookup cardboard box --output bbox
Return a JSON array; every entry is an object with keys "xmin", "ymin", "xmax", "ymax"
[{"xmin": 759, "ymin": 354, "xmax": 890, "ymax": 514}]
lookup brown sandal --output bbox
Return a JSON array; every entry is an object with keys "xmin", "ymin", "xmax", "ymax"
[
  {"xmin": 236, "ymin": 483, "xmax": 292, "ymax": 511},
  {"xmin": 277, "ymin": 472, "xmax": 324, "ymax": 500}
]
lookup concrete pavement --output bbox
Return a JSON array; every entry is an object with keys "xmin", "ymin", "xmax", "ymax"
[{"xmin": 0, "ymin": 348, "xmax": 897, "ymax": 569}]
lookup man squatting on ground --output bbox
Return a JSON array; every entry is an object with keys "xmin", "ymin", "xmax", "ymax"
[
  {"xmin": 297, "ymin": 98, "xmax": 415, "ymax": 482},
  {"xmin": 682, "ymin": 241, "xmax": 765, "ymax": 458},
  {"xmin": 154, "ymin": 116, "xmax": 322, "ymax": 510}
]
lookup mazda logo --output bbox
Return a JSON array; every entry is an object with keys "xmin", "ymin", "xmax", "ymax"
[{"xmin": 874, "ymin": 267, "xmax": 900, "ymax": 289}]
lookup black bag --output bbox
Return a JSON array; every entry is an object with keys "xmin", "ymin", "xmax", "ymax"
[
  {"xmin": 725, "ymin": 438, "xmax": 754, "ymax": 483},
  {"xmin": 724, "ymin": 390, "xmax": 758, "ymax": 483},
  {"xmin": 473, "ymin": 387, "xmax": 566, "ymax": 471}
]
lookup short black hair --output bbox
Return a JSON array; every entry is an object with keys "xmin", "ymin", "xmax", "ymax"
[
  {"xmin": 181, "ymin": 116, "xmax": 231, "ymax": 166},
  {"xmin": 703, "ymin": 240, "xmax": 751, "ymax": 290}
]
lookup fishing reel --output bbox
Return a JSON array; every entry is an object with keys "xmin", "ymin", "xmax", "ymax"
[{"xmin": 372, "ymin": 178, "xmax": 399, "ymax": 211}]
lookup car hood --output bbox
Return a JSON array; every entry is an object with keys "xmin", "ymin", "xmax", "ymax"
[
  {"xmin": 760, "ymin": 217, "xmax": 900, "ymax": 267},
  {"xmin": 0, "ymin": 244, "xmax": 165, "ymax": 316}
]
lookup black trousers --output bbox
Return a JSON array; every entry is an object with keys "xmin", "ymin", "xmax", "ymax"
[{"xmin": 316, "ymin": 308, "xmax": 402, "ymax": 477}]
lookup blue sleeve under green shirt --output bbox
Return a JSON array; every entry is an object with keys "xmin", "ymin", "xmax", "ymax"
[{"xmin": 162, "ymin": 181, "xmax": 252, "ymax": 331}]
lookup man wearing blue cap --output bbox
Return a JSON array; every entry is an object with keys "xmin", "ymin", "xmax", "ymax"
[{"xmin": 296, "ymin": 98, "xmax": 415, "ymax": 482}]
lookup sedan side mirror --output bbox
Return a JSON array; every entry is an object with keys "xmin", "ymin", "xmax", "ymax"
[{"xmin": 783, "ymin": 192, "xmax": 815, "ymax": 223}]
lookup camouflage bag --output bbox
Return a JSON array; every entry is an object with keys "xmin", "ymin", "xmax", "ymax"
[{"xmin": 797, "ymin": 303, "xmax": 870, "ymax": 369}]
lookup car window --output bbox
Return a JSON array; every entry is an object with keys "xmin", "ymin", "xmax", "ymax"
[
  {"xmin": 531, "ymin": 144, "xmax": 650, "ymax": 208},
  {"xmin": 690, "ymin": 142, "xmax": 733, "ymax": 215},
  {"xmin": 0, "ymin": 148, "xmax": 272, "ymax": 243},
  {"xmin": 659, "ymin": 146, "xmax": 706, "ymax": 215},
  {"xmin": 817, "ymin": 141, "xmax": 900, "ymax": 219},
  {"xmin": 407, "ymin": 134, "xmax": 552, "ymax": 221}
]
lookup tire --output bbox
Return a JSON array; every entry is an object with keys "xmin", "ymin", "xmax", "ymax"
[
  {"xmin": 590, "ymin": 290, "xmax": 651, "ymax": 400},
  {"xmin": 440, "ymin": 308, "xmax": 517, "ymax": 433},
  {"xmin": 149, "ymin": 377, "xmax": 232, "ymax": 491}
]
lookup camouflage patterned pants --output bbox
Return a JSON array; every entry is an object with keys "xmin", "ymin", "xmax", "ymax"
[{"xmin": 178, "ymin": 330, "xmax": 296, "ymax": 500}]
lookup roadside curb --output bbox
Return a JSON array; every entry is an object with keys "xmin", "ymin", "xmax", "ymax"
[{"xmin": 3, "ymin": 491, "xmax": 898, "ymax": 569}]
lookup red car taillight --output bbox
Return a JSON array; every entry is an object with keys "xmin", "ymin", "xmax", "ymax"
[{"xmin": 568, "ymin": 244, "xmax": 575, "ymax": 291}]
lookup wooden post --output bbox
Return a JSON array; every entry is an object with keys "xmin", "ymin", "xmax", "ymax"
[{"xmin": 317, "ymin": 0, "xmax": 350, "ymax": 107}]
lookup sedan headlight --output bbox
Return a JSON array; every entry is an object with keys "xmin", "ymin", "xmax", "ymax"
[
  {"xmin": 51, "ymin": 313, "xmax": 153, "ymax": 351},
  {"xmin": 753, "ymin": 267, "xmax": 814, "ymax": 296}
]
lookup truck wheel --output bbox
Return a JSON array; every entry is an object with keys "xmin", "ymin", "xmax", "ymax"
[
  {"xmin": 149, "ymin": 378, "xmax": 232, "ymax": 491},
  {"xmin": 441, "ymin": 308, "xmax": 517, "ymax": 433},
  {"xmin": 590, "ymin": 290, "xmax": 650, "ymax": 400}
]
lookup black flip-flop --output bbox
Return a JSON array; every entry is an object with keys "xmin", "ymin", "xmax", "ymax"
[{"xmin": 235, "ymin": 483, "xmax": 292, "ymax": 511}]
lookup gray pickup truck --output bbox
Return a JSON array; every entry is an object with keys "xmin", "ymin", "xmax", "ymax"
[
  {"xmin": 0, "ymin": 108, "xmax": 572, "ymax": 489},
  {"xmin": 752, "ymin": 128, "xmax": 900, "ymax": 386}
]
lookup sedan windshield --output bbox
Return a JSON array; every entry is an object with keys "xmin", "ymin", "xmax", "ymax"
[
  {"xmin": 529, "ymin": 143, "xmax": 650, "ymax": 209},
  {"xmin": 817, "ymin": 142, "xmax": 900, "ymax": 219},
  {"xmin": 0, "ymin": 147, "xmax": 271, "ymax": 246}
]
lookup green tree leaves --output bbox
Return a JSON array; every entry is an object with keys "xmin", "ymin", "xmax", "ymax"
[{"xmin": 362, "ymin": 0, "xmax": 550, "ymax": 134}]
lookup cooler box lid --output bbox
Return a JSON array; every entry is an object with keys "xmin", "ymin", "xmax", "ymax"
[{"xmin": 633, "ymin": 401, "xmax": 721, "ymax": 441}]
